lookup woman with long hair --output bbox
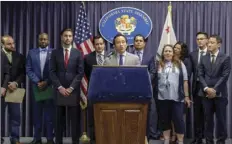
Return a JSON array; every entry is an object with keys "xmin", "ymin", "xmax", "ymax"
[{"xmin": 156, "ymin": 44, "xmax": 191, "ymax": 144}]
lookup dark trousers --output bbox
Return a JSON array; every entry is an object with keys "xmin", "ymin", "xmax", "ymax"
[
  {"xmin": 55, "ymin": 106, "xmax": 80, "ymax": 144},
  {"xmin": 1, "ymin": 97, "xmax": 20, "ymax": 142},
  {"xmin": 202, "ymin": 97, "xmax": 228, "ymax": 141},
  {"xmin": 157, "ymin": 100, "xmax": 185, "ymax": 134},
  {"xmin": 193, "ymin": 82, "xmax": 205, "ymax": 139},
  {"xmin": 146, "ymin": 98, "xmax": 160, "ymax": 139},
  {"xmin": 33, "ymin": 99, "xmax": 54, "ymax": 140}
]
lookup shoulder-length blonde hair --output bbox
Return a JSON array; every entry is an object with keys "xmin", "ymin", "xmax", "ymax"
[{"xmin": 159, "ymin": 44, "xmax": 181, "ymax": 69}]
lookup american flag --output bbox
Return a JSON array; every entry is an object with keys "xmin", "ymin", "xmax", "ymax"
[{"xmin": 74, "ymin": 2, "xmax": 94, "ymax": 108}]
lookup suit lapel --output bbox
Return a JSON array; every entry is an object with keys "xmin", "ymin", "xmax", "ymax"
[
  {"xmin": 212, "ymin": 53, "xmax": 222, "ymax": 72},
  {"xmin": 43, "ymin": 48, "xmax": 52, "ymax": 73},
  {"xmin": 92, "ymin": 51, "xmax": 97, "ymax": 65},
  {"xmin": 58, "ymin": 48, "xmax": 65, "ymax": 69},
  {"xmin": 67, "ymin": 48, "xmax": 75, "ymax": 69}
]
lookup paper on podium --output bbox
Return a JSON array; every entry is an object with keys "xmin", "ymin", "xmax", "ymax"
[{"xmin": 5, "ymin": 88, "xmax": 25, "ymax": 103}]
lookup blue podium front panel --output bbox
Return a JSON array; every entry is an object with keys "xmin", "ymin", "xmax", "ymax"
[{"xmin": 88, "ymin": 66, "xmax": 152, "ymax": 103}]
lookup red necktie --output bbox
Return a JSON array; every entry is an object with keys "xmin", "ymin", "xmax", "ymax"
[{"xmin": 64, "ymin": 49, "xmax": 69, "ymax": 68}]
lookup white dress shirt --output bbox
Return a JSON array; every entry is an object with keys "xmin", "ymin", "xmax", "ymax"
[
  {"xmin": 198, "ymin": 48, "xmax": 207, "ymax": 64},
  {"xmin": 210, "ymin": 50, "xmax": 219, "ymax": 62},
  {"xmin": 39, "ymin": 47, "xmax": 48, "ymax": 78}
]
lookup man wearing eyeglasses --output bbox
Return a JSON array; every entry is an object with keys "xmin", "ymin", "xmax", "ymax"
[{"xmin": 189, "ymin": 32, "xmax": 208, "ymax": 144}]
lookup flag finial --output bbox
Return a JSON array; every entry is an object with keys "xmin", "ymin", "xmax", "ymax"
[{"xmin": 168, "ymin": 2, "xmax": 172, "ymax": 13}]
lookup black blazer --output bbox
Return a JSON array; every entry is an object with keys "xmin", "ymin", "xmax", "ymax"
[
  {"xmin": 198, "ymin": 52, "xmax": 231, "ymax": 97},
  {"xmin": 50, "ymin": 48, "xmax": 84, "ymax": 106},
  {"xmin": 1, "ymin": 50, "xmax": 10, "ymax": 88},
  {"xmin": 2, "ymin": 50, "xmax": 25, "ymax": 87},
  {"xmin": 84, "ymin": 51, "xmax": 107, "ymax": 82}
]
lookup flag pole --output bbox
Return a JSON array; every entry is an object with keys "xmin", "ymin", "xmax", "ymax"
[
  {"xmin": 79, "ymin": 2, "xmax": 90, "ymax": 143},
  {"xmin": 167, "ymin": 1, "xmax": 172, "ymax": 44}
]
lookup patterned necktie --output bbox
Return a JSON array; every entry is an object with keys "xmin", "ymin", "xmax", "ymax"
[
  {"xmin": 211, "ymin": 55, "xmax": 215, "ymax": 64},
  {"xmin": 64, "ymin": 49, "xmax": 69, "ymax": 68},
  {"xmin": 137, "ymin": 51, "xmax": 142, "ymax": 63},
  {"xmin": 119, "ymin": 55, "xmax": 123, "ymax": 65},
  {"xmin": 97, "ymin": 54, "xmax": 103, "ymax": 65}
]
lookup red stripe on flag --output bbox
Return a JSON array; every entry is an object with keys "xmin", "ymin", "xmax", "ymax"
[{"xmin": 83, "ymin": 41, "xmax": 92, "ymax": 54}]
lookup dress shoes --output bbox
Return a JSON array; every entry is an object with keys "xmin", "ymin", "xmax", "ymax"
[
  {"xmin": 191, "ymin": 138, "xmax": 203, "ymax": 144},
  {"xmin": 29, "ymin": 139, "xmax": 42, "ymax": 144}
]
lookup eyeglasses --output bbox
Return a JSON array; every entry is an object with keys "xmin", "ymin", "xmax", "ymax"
[{"xmin": 197, "ymin": 38, "xmax": 207, "ymax": 41}]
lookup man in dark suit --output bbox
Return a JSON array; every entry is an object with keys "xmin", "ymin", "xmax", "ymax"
[
  {"xmin": 189, "ymin": 32, "xmax": 208, "ymax": 144},
  {"xmin": 130, "ymin": 34, "xmax": 158, "ymax": 141},
  {"xmin": 198, "ymin": 35, "xmax": 231, "ymax": 144},
  {"xmin": 1, "ymin": 46, "xmax": 10, "ymax": 144},
  {"xmin": 1, "ymin": 35, "xmax": 25, "ymax": 144},
  {"xmin": 50, "ymin": 28, "xmax": 84, "ymax": 144},
  {"xmin": 26, "ymin": 33, "xmax": 54, "ymax": 144},
  {"xmin": 84, "ymin": 35, "xmax": 107, "ymax": 141}
]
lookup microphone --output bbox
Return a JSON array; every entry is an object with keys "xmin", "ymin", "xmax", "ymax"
[{"xmin": 107, "ymin": 50, "xmax": 115, "ymax": 58}]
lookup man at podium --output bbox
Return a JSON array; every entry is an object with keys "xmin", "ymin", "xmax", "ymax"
[{"xmin": 104, "ymin": 33, "xmax": 140, "ymax": 66}]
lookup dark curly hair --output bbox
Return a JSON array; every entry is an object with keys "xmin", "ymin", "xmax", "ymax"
[{"xmin": 173, "ymin": 41, "xmax": 189, "ymax": 61}]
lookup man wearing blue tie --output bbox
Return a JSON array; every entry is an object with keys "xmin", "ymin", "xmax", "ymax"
[{"xmin": 26, "ymin": 33, "xmax": 54, "ymax": 144}]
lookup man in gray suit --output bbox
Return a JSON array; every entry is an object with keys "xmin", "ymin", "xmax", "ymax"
[
  {"xmin": 198, "ymin": 35, "xmax": 231, "ymax": 144},
  {"xmin": 104, "ymin": 33, "xmax": 140, "ymax": 66},
  {"xmin": 50, "ymin": 28, "xmax": 84, "ymax": 144}
]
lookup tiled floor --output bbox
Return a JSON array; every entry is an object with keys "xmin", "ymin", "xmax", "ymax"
[{"xmin": 2, "ymin": 137, "xmax": 232, "ymax": 144}]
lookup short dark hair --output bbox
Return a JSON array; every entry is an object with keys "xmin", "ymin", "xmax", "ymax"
[
  {"xmin": 93, "ymin": 35, "xmax": 105, "ymax": 44},
  {"xmin": 133, "ymin": 34, "xmax": 148, "ymax": 42},
  {"xmin": 60, "ymin": 28, "xmax": 73, "ymax": 36},
  {"xmin": 113, "ymin": 33, "xmax": 127, "ymax": 45},
  {"xmin": 196, "ymin": 32, "xmax": 208, "ymax": 38},
  {"xmin": 209, "ymin": 34, "xmax": 222, "ymax": 44},
  {"xmin": 174, "ymin": 41, "xmax": 189, "ymax": 61}
]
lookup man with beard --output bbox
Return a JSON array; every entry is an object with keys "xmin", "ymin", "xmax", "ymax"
[
  {"xmin": 1, "ymin": 37, "xmax": 10, "ymax": 144},
  {"xmin": 26, "ymin": 33, "xmax": 55, "ymax": 144},
  {"xmin": 50, "ymin": 28, "xmax": 84, "ymax": 144},
  {"xmin": 1, "ymin": 35, "xmax": 25, "ymax": 144}
]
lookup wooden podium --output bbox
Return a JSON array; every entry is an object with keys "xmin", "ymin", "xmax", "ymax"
[
  {"xmin": 88, "ymin": 66, "xmax": 152, "ymax": 144},
  {"xmin": 94, "ymin": 103, "xmax": 148, "ymax": 144}
]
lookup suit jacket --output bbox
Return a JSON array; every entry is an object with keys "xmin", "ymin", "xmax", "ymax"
[
  {"xmin": 189, "ymin": 50, "xmax": 205, "ymax": 95},
  {"xmin": 49, "ymin": 48, "xmax": 84, "ymax": 106},
  {"xmin": 198, "ymin": 52, "xmax": 231, "ymax": 97},
  {"xmin": 26, "ymin": 48, "xmax": 53, "ymax": 86},
  {"xmin": 131, "ymin": 50, "xmax": 156, "ymax": 81},
  {"xmin": 84, "ymin": 51, "xmax": 107, "ymax": 82},
  {"xmin": 1, "ymin": 50, "xmax": 10, "ymax": 88},
  {"xmin": 2, "ymin": 50, "xmax": 25, "ymax": 87},
  {"xmin": 103, "ymin": 52, "xmax": 140, "ymax": 66}
]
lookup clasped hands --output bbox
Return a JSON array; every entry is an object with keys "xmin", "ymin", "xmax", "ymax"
[
  {"xmin": 58, "ymin": 87, "xmax": 73, "ymax": 97},
  {"xmin": 205, "ymin": 88, "xmax": 216, "ymax": 99}
]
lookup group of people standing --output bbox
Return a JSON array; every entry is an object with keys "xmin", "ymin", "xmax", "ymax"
[{"xmin": 1, "ymin": 29, "xmax": 231, "ymax": 144}]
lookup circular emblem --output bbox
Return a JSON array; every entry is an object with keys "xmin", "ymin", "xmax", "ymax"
[{"xmin": 99, "ymin": 7, "xmax": 153, "ymax": 45}]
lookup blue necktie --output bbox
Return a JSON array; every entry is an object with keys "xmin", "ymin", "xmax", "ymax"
[{"xmin": 119, "ymin": 55, "xmax": 123, "ymax": 65}]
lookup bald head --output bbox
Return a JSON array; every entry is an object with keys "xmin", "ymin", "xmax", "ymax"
[
  {"xmin": 38, "ymin": 33, "xmax": 49, "ymax": 48},
  {"xmin": 1, "ymin": 35, "xmax": 15, "ymax": 52}
]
